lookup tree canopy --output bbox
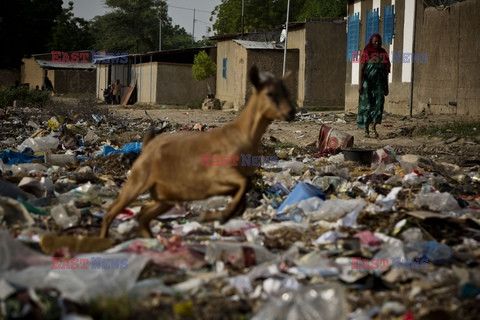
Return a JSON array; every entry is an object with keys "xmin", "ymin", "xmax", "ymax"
[
  {"xmin": 91, "ymin": 0, "xmax": 197, "ymax": 53},
  {"xmin": 0, "ymin": 0, "xmax": 63, "ymax": 68},
  {"xmin": 211, "ymin": 0, "xmax": 347, "ymax": 35},
  {"xmin": 49, "ymin": 1, "xmax": 94, "ymax": 52}
]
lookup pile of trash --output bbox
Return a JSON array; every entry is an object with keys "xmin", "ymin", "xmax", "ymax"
[{"xmin": 1, "ymin": 106, "xmax": 479, "ymax": 320}]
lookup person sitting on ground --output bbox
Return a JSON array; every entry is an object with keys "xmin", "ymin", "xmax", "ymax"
[{"xmin": 42, "ymin": 76, "xmax": 54, "ymax": 92}]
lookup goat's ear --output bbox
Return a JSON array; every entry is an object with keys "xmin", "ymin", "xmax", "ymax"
[
  {"xmin": 249, "ymin": 65, "xmax": 261, "ymax": 90},
  {"xmin": 283, "ymin": 70, "xmax": 292, "ymax": 81}
]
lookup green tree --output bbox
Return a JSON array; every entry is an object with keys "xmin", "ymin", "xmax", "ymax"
[
  {"xmin": 296, "ymin": 0, "xmax": 347, "ymax": 21},
  {"xmin": 91, "ymin": 0, "xmax": 196, "ymax": 53},
  {"xmin": 192, "ymin": 50, "xmax": 216, "ymax": 95},
  {"xmin": 49, "ymin": 1, "xmax": 94, "ymax": 51},
  {"xmin": 210, "ymin": 0, "xmax": 346, "ymax": 36},
  {"xmin": 211, "ymin": 0, "xmax": 301, "ymax": 35},
  {"xmin": 0, "ymin": 0, "xmax": 63, "ymax": 68}
]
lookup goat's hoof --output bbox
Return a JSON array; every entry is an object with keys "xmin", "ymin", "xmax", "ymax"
[{"xmin": 198, "ymin": 211, "xmax": 219, "ymax": 223}]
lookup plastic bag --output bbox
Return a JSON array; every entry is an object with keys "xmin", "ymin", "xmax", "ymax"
[
  {"xmin": 251, "ymin": 284, "xmax": 348, "ymax": 320},
  {"xmin": 17, "ymin": 135, "xmax": 59, "ymax": 152},
  {"xmin": 414, "ymin": 191, "xmax": 461, "ymax": 212},
  {"xmin": 205, "ymin": 242, "xmax": 275, "ymax": 269},
  {"xmin": 309, "ymin": 198, "xmax": 366, "ymax": 222}
]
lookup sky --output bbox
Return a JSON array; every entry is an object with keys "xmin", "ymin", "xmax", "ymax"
[{"xmin": 64, "ymin": 0, "xmax": 221, "ymax": 41}]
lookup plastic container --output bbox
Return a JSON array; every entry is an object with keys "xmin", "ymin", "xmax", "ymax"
[
  {"xmin": 44, "ymin": 153, "xmax": 76, "ymax": 166},
  {"xmin": 317, "ymin": 124, "xmax": 354, "ymax": 155}
]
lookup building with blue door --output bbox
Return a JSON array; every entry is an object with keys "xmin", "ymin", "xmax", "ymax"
[{"xmin": 345, "ymin": 0, "xmax": 480, "ymax": 116}]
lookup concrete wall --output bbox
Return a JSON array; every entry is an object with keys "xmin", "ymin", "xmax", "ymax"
[
  {"xmin": 21, "ymin": 58, "xmax": 45, "ymax": 89},
  {"xmin": 216, "ymin": 40, "xmax": 247, "ymax": 108},
  {"xmin": 96, "ymin": 64, "xmax": 109, "ymax": 100},
  {"xmin": 135, "ymin": 62, "xmax": 158, "ymax": 104},
  {"xmin": 156, "ymin": 63, "xmax": 213, "ymax": 105},
  {"xmin": 52, "ymin": 69, "xmax": 96, "ymax": 94},
  {"xmin": 216, "ymin": 40, "xmax": 299, "ymax": 110},
  {"xmin": 97, "ymin": 60, "xmax": 214, "ymax": 105},
  {"xmin": 414, "ymin": 0, "xmax": 480, "ymax": 115},
  {"xmin": 304, "ymin": 20, "xmax": 346, "ymax": 107},
  {"xmin": 286, "ymin": 28, "xmax": 306, "ymax": 106},
  {"xmin": 246, "ymin": 50, "xmax": 299, "ymax": 108},
  {"xmin": 0, "ymin": 69, "xmax": 20, "ymax": 88}
]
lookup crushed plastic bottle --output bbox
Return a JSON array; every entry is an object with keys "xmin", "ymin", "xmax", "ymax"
[
  {"xmin": 50, "ymin": 203, "xmax": 81, "ymax": 229},
  {"xmin": 288, "ymin": 207, "xmax": 307, "ymax": 223},
  {"xmin": 17, "ymin": 135, "xmax": 59, "ymax": 152}
]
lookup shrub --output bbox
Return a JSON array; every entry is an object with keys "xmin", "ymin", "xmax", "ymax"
[{"xmin": 0, "ymin": 86, "xmax": 50, "ymax": 107}]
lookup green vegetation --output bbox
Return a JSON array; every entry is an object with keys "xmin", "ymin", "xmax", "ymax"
[
  {"xmin": 192, "ymin": 50, "xmax": 217, "ymax": 96},
  {"xmin": 211, "ymin": 0, "xmax": 347, "ymax": 35},
  {"xmin": 0, "ymin": 87, "xmax": 50, "ymax": 107},
  {"xmin": 185, "ymin": 99, "xmax": 204, "ymax": 109},
  {"xmin": 85, "ymin": 294, "xmax": 138, "ymax": 320},
  {"xmin": 192, "ymin": 51, "xmax": 216, "ymax": 82},
  {"xmin": 415, "ymin": 121, "xmax": 480, "ymax": 139}
]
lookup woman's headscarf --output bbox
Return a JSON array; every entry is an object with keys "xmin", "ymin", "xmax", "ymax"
[{"xmin": 362, "ymin": 33, "xmax": 391, "ymax": 74}]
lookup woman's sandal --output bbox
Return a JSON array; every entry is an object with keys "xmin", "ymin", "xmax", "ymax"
[
  {"xmin": 364, "ymin": 132, "xmax": 370, "ymax": 138},
  {"xmin": 371, "ymin": 130, "xmax": 379, "ymax": 138}
]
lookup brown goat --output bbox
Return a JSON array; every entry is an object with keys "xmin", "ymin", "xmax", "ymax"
[{"xmin": 100, "ymin": 65, "xmax": 295, "ymax": 238}]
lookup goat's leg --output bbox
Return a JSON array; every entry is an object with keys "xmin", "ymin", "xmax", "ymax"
[
  {"xmin": 136, "ymin": 202, "xmax": 173, "ymax": 238},
  {"xmin": 100, "ymin": 173, "xmax": 151, "ymax": 238},
  {"xmin": 200, "ymin": 176, "xmax": 248, "ymax": 223}
]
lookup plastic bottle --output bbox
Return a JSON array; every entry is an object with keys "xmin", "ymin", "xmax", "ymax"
[
  {"xmin": 289, "ymin": 207, "xmax": 307, "ymax": 223},
  {"xmin": 50, "ymin": 203, "xmax": 80, "ymax": 229}
]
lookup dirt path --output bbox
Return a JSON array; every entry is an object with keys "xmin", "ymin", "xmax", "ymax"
[{"xmin": 110, "ymin": 107, "xmax": 480, "ymax": 165}]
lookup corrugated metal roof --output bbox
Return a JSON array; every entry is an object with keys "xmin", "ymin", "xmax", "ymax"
[
  {"xmin": 36, "ymin": 60, "xmax": 96, "ymax": 69},
  {"xmin": 233, "ymin": 40, "xmax": 283, "ymax": 50}
]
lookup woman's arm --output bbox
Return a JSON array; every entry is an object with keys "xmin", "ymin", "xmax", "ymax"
[
  {"xmin": 358, "ymin": 62, "xmax": 366, "ymax": 94},
  {"xmin": 384, "ymin": 72, "xmax": 389, "ymax": 96}
]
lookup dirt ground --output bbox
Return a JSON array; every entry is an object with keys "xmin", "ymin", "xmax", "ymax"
[{"xmin": 109, "ymin": 106, "xmax": 480, "ymax": 165}]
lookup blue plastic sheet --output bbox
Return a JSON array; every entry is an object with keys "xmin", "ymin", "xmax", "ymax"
[
  {"xmin": 0, "ymin": 150, "xmax": 44, "ymax": 165},
  {"xmin": 97, "ymin": 142, "xmax": 143, "ymax": 157},
  {"xmin": 277, "ymin": 182, "xmax": 326, "ymax": 213}
]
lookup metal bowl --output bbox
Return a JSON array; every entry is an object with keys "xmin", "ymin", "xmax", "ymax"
[{"xmin": 342, "ymin": 148, "xmax": 374, "ymax": 165}]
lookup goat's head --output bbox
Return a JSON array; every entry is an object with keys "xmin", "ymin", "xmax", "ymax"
[{"xmin": 249, "ymin": 65, "xmax": 296, "ymax": 122}]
